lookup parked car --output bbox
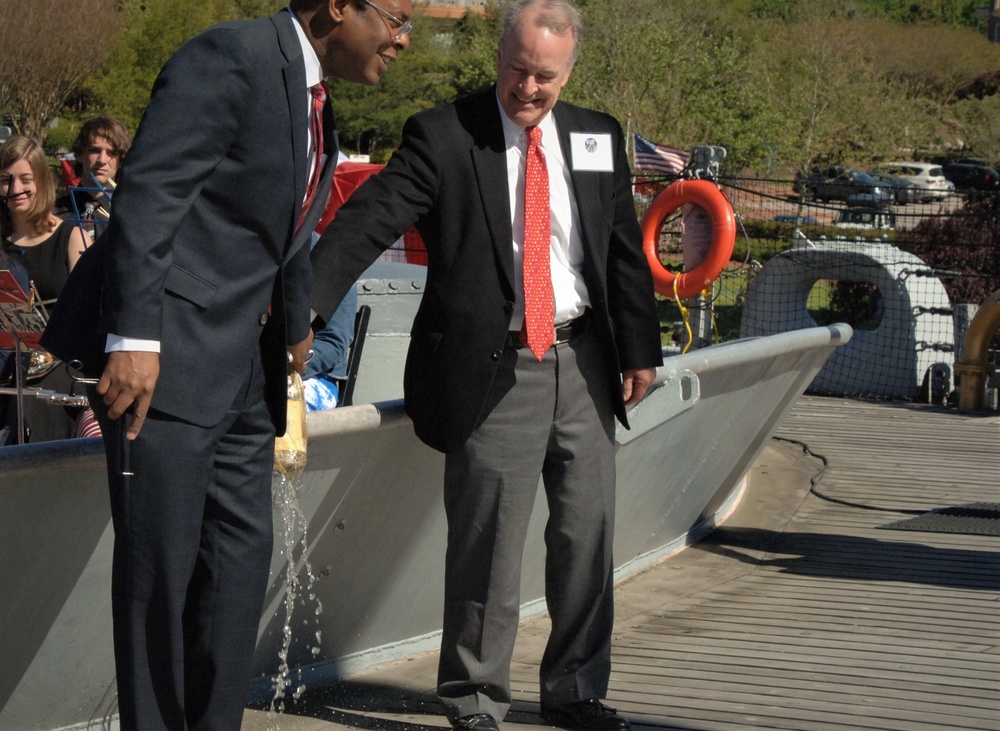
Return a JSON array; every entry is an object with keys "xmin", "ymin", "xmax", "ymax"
[
  {"xmin": 793, "ymin": 167, "xmax": 892, "ymax": 206},
  {"xmin": 942, "ymin": 163, "xmax": 1000, "ymax": 191},
  {"xmin": 833, "ymin": 208, "xmax": 896, "ymax": 230},
  {"xmin": 872, "ymin": 162, "xmax": 951, "ymax": 202},
  {"xmin": 845, "ymin": 186, "xmax": 895, "ymax": 209},
  {"xmin": 867, "ymin": 172, "xmax": 919, "ymax": 205},
  {"xmin": 772, "ymin": 214, "xmax": 820, "ymax": 225}
]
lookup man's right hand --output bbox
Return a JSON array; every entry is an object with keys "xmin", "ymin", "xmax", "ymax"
[{"xmin": 97, "ymin": 351, "xmax": 160, "ymax": 440}]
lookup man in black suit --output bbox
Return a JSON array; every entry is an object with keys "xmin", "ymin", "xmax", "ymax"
[
  {"xmin": 309, "ymin": 2, "xmax": 662, "ymax": 730},
  {"xmin": 41, "ymin": 0, "xmax": 413, "ymax": 728}
]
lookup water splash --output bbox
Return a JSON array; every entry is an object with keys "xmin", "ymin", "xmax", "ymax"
[{"xmin": 266, "ymin": 470, "xmax": 324, "ymax": 729}]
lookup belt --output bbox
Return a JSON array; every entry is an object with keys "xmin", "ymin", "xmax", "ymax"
[{"xmin": 505, "ymin": 311, "xmax": 590, "ymax": 350}]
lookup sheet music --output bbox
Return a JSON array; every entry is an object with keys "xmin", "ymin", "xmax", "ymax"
[{"xmin": 0, "ymin": 270, "xmax": 46, "ymax": 349}]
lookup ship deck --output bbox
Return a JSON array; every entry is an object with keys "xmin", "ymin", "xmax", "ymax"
[{"xmin": 243, "ymin": 396, "xmax": 1000, "ymax": 731}]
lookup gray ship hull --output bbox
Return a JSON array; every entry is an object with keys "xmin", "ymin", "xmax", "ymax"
[{"xmin": 0, "ymin": 322, "xmax": 850, "ymax": 730}]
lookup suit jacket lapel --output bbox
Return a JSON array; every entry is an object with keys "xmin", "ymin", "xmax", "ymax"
[
  {"xmin": 470, "ymin": 91, "xmax": 515, "ymax": 294},
  {"xmin": 273, "ymin": 12, "xmax": 340, "ymax": 262},
  {"xmin": 274, "ymin": 10, "xmax": 308, "ymax": 247}
]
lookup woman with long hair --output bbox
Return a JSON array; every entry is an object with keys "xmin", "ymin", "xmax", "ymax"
[
  {"xmin": 1, "ymin": 135, "xmax": 90, "ymax": 300},
  {"xmin": 1, "ymin": 135, "xmax": 92, "ymax": 443}
]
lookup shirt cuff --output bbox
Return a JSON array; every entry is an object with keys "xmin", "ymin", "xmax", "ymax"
[{"xmin": 106, "ymin": 334, "xmax": 161, "ymax": 353}]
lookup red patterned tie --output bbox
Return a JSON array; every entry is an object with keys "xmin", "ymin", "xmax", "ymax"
[
  {"xmin": 522, "ymin": 125, "xmax": 553, "ymax": 361},
  {"xmin": 297, "ymin": 83, "xmax": 326, "ymax": 230}
]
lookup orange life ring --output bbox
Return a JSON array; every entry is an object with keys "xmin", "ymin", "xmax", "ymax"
[{"xmin": 641, "ymin": 179, "xmax": 736, "ymax": 299}]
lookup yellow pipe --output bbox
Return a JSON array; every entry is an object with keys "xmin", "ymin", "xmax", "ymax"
[{"xmin": 956, "ymin": 288, "xmax": 1000, "ymax": 412}]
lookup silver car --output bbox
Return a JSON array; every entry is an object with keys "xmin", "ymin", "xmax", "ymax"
[{"xmin": 872, "ymin": 162, "xmax": 951, "ymax": 202}]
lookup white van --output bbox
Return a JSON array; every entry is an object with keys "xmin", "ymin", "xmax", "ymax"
[
  {"xmin": 834, "ymin": 208, "xmax": 896, "ymax": 230},
  {"xmin": 873, "ymin": 162, "xmax": 951, "ymax": 202}
]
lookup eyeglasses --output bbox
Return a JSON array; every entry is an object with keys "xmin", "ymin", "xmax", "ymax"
[{"xmin": 363, "ymin": 0, "xmax": 414, "ymax": 41}]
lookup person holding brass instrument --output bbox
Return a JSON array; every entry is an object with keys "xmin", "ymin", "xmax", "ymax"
[{"xmin": 56, "ymin": 117, "xmax": 132, "ymax": 240}]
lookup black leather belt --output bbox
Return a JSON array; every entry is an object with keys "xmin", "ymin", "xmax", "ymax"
[{"xmin": 505, "ymin": 311, "xmax": 589, "ymax": 349}]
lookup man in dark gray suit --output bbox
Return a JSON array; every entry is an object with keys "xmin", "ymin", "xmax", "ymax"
[
  {"xmin": 309, "ymin": 2, "xmax": 662, "ymax": 730},
  {"xmin": 42, "ymin": 1, "xmax": 413, "ymax": 728}
]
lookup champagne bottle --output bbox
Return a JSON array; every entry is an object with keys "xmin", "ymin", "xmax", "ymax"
[{"xmin": 274, "ymin": 367, "xmax": 307, "ymax": 477}]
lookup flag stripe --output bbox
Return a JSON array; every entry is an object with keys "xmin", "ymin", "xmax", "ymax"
[{"xmin": 634, "ymin": 134, "xmax": 689, "ymax": 174}]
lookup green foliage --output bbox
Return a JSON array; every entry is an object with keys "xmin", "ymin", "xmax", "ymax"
[
  {"xmin": 44, "ymin": 119, "xmax": 83, "ymax": 153},
  {"xmin": 330, "ymin": 1, "xmax": 503, "ymax": 157},
  {"xmin": 731, "ymin": 233, "xmax": 794, "ymax": 265},
  {"xmin": 329, "ymin": 23, "xmax": 468, "ymax": 157},
  {"xmin": 951, "ymin": 94, "xmax": 1000, "ymax": 163},
  {"xmin": 829, "ymin": 281, "xmax": 883, "ymax": 331},
  {"xmin": 851, "ymin": 0, "xmax": 981, "ymax": 27},
  {"xmin": 566, "ymin": 0, "xmax": 784, "ymax": 169},
  {"xmin": 83, "ymin": 0, "xmax": 284, "ymax": 133},
  {"xmin": 66, "ymin": 0, "xmax": 1000, "ymax": 169},
  {"xmin": 450, "ymin": 3, "xmax": 503, "ymax": 96},
  {"xmin": 750, "ymin": 0, "xmax": 801, "ymax": 21}
]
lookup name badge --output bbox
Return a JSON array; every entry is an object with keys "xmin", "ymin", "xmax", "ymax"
[{"xmin": 570, "ymin": 133, "xmax": 614, "ymax": 172}]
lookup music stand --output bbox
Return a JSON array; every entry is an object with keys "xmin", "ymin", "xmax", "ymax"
[
  {"xmin": 66, "ymin": 174, "xmax": 114, "ymax": 241},
  {"xmin": 0, "ymin": 270, "xmax": 47, "ymax": 445}
]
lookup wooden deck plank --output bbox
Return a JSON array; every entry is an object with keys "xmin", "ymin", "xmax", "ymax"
[{"xmin": 244, "ymin": 397, "xmax": 1000, "ymax": 731}]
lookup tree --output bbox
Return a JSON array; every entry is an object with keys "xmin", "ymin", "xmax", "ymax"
[
  {"xmin": 758, "ymin": 9, "xmax": 913, "ymax": 174},
  {"xmin": 867, "ymin": 21, "xmax": 1000, "ymax": 107},
  {"xmin": 852, "ymin": 0, "xmax": 981, "ymax": 27},
  {"xmin": 0, "ymin": 0, "xmax": 122, "ymax": 142},
  {"xmin": 84, "ymin": 0, "xmax": 283, "ymax": 134},
  {"xmin": 66, "ymin": 0, "xmax": 1000, "ymax": 171},
  {"xmin": 951, "ymin": 94, "xmax": 1000, "ymax": 162},
  {"xmin": 328, "ymin": 26, "xmax": 463, "ymax": 159},
  {"xmin": 329, "ymin": 4, "xmax": 504, "ymax": 159},
  {"xmin": 567, "ymin": 0, "xmax": 687, "ymax": 140},
  {"xmin": 450, "ymin": 2, "xmax": 504, "ymax": 97}
]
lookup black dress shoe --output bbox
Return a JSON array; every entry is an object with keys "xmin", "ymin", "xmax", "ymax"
[
  {"xmin": 540, "ymin": 699, "xmax": 630, "ymax": 731},
  {"xmin": 453, "ymin": 713, "xmax": 500, "ymax": 731}
]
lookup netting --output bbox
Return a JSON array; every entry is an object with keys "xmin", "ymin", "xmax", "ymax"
[
  {"xmin": 634, "ymin": 174, "xmax": 1000, "ymax": 404},
  {"xmin": 382, "ymin": 173, "xmax": 998, "ymax": 405}
]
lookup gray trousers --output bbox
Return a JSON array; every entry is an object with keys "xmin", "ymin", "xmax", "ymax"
[{"xmin": 437, "ymin": 324, "xmax": 617, "ymax": 721}]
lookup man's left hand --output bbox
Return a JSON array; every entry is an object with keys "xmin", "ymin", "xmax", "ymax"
[
  {"xmin": 289, "ymin": 330, "xmax": 314, "ymax": 375},
  {"xmin": 622, "ymin": 367, "xmax": 657, "ymax": 406}
]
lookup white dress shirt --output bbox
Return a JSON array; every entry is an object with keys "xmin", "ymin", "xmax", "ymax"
[
  {"xmin": 289, "ymin": 6, "xmax": 326, "ymax": 184},
  {"xmin": 498, "ymin": 98, "xmax": 590, "ymax": 331}
]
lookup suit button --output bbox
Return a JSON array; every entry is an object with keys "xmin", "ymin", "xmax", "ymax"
[
  {"xmin": 491, "ymin": 350, "xmax": 502, "ymax": 360},
  {"xmin": 504, "ymin": 300, "xmax": 514, "ymax": 313},
  {"xmin": 259, "ymin": 314, "xmax": 269, "ymax": 325}
]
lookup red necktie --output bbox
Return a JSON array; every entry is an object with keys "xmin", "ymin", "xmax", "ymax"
[
  {"xmin": 522, "ymin": 125, "xmax": 553, "ymax": 361},
  {"xmin": 297, "ymin": 83, "xmax": 326, "ymax": 230}
]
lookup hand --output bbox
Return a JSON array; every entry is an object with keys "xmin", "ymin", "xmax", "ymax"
[
  {"xmin": 288, "ymin": 330, "xmax": 315, "ymax": 375},
  {"xmin": 622, "ymin": 367, "xmax": 656, "ymax": 406},
  {"xmin": 97, "ymin": 351, "xmax": 160, "ymax": 440}
]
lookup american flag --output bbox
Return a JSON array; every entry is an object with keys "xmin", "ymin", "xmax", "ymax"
[{"xmin": 633, "ymin": 134, "xmax": 689, "ymax": 174}]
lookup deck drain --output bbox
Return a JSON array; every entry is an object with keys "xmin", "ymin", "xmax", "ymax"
[{"xmin": 882, "ymin": 503, "xmax": 1000, "ymax": 536}]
